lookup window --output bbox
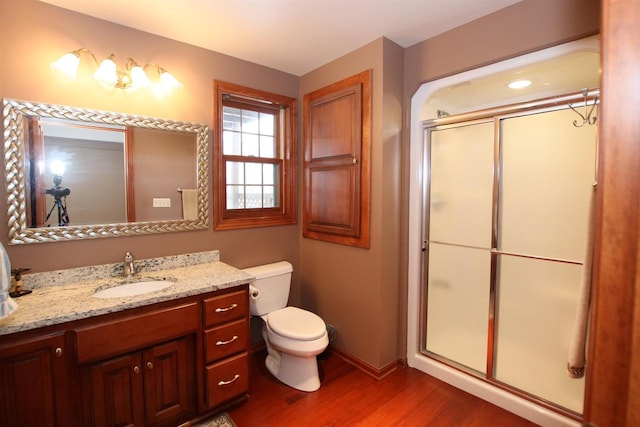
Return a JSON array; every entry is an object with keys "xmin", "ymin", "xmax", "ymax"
[{"xmin": 213, "ymin": 81, "xmax": 297, "ymax": 229}]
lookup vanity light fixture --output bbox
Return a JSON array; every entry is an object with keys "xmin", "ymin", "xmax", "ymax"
[{"xmin": 51, "ymin": 48, "xmax": 183, "ymax": 93}]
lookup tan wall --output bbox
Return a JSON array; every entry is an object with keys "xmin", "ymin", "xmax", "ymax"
[
  {"xmin": 299, "ymin": 38, "xmax": 405, "ymax": 369},
  {"xmin": 44, "ymin": 137, "xmax": 127, "ymax": 226},
  {"xmin": 0, "ymin": 0, "xmax": 300, "ymax": 291},
  {"xmin": 132, "ymin": 128, "xmax": 196, "ymax": 222}
]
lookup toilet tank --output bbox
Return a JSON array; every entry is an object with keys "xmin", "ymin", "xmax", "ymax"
[{"xmin": 242, "ymin": 261, "xmax": 293, "ymax": 316}]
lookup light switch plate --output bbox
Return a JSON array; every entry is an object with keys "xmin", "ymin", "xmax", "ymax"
[{"xmin": 153, "ymin": 198, "xmax": 171, "ymax": 208}]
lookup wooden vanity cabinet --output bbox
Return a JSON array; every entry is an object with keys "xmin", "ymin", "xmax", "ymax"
[
  {"xmin": 84, "ymin": 352, "xmax": 144, "ymax": 427},
  {"xmin": 0, "ymin": 331, "xmax": 71, "ymax": 427},
  {"xmin": 0, "ymin": 284, "xmax": 251, "ymax": 427},
  {"xmin": 76, "ymin": 302, "xmax": 198, "ymax": 427},
  {"xmin": 82, "ymin": 336, "xmax": 195, "ymax": 427},
  {"xmin": 143, "ymin": 337, "xmax": 195, "ymax": 425},
  {"xmin": 202, "ymin": 288, "xmax": 250, "ymax": 410}
]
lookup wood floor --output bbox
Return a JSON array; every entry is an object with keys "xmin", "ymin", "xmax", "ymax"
[{"xmin": 226, "ymin": 350, "xmax": 540, "ymax": 426}]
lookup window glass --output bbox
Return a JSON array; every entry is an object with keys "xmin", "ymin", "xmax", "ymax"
[
  {"xmin": 263, "ymin": 164, "xmax": 275, "ymax": 185},
  {"xmin": 260, "ymin": 135, "xmax": 275, "ymax": 158},
  {"xmin": 222, "ymin": 130, "xmax": 241, "ymax": 155},
  {"xmin": 242, "ymin": 133, "xmax": 260, "ymax": 157},
  {"xmin": 223, "ymin": 107, "xmax": 241, "ymax": 131}
]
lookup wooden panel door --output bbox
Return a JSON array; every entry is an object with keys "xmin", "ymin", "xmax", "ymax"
[
  {"xmin": 142, "ymin": 337, "xmax": 194, "ymax": 426},
  {"xmin": 0, "ymin": 332, "xmax": 68, "ymax": 427},
  {"xmin": 88, "ymin": 353, "xmax": 144, "ymax": 427},
  {"xmin": 303, "ymin": 70, "xmax": 372, "ymax": 248}
]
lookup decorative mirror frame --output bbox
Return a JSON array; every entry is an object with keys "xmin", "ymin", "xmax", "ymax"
[{"xmin": 2, "ymin": 98, "xmax": 209, "ymax": 244}]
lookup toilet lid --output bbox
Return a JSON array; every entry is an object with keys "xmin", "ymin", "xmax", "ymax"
[{"xmin": 267, "ymin": 306, "xmax": 326, "ymax": 341}]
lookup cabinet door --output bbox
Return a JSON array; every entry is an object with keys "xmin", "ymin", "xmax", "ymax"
[
  {"xmin": 87, "ymin": 353, "xmax": 144, "ymax": 427},
  {"xmin": 302, "ymin": 69, "xmax": 372, "ymax": 248},
  {"xmin": 143, "ymin": 337, "xmax": 194, "ymax": 426},
  {"xmin": 0, "ymin": 332, "xmax": 68, "ymax": 427}
]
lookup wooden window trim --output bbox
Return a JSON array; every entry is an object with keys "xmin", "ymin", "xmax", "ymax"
[{"xmin": 213, "ymin": 80, "xmax": 297, "ymax": 230}]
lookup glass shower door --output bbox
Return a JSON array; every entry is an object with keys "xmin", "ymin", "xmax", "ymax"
[
  {"xmin": 422, "ymin": 102, "xmax": 597, "ymax": 414},
  {"xmin": 493, "ymin": 108, "xmax": 596, "ymax": 413},
  {"xmin": 424, "ymin": 121, "xmax": 494, "ymax": 374}
]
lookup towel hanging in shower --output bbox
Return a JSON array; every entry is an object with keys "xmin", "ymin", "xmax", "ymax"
[{"xmin": 567, "ymin": 185, "xmax": 596, "ymax": 378}]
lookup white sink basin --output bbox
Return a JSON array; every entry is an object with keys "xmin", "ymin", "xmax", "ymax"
[{"xmin": 93, "ymin": 280, "xmax": 174, "ymax": 299}]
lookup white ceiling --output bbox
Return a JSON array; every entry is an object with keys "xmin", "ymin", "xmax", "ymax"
[{"xmin": 39, "ymin": 0, "xmax": 523, "ymax": 76}]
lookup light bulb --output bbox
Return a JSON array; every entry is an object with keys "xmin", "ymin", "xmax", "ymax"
[
  {"xmin": 93, "ymin": 55, "xmax": 118, "ymax": 87},
  {"xmin": 51, "ymin": 52, "xmax": 81, "ymax": 81},
  {"xmin": 160, "ymin": 70, "xmax": 183, "ymax": 92},
  {"xmin": 129, "ymin": 65, "xmax": 151, "ymax": 89},
  {"xmin": 50, "ymin": 160, "xmax": 66, "ymax": 176}
]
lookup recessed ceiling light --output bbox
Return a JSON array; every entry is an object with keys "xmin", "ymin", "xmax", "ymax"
[{"xmin": 508, "ymin": 79, "xmax": 532, "ymax": 89}]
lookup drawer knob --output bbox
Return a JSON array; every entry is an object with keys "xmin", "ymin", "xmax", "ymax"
[
  {"xmin": 55, "ymin": 347, "xmax": 63, "ymax": 358},
  {"xmin": 216, "ymin": 335, "xmax": 239, "ymax": 346},
  {"xmin": 133, "ymin": 366, "xmax": 140, "ymax": 374},
  {"xmin": 215, "ymin": 303, "xmax": 238, "ymax": 313},
  {"xmin": 218, "ymin": 374, "xmax": 240, "ymax": 386},
  {"xmin": 147, "ymin": 361, "xmax": 154, "ymax": 370}
]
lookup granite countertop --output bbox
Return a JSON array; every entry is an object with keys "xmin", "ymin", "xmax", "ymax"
[{"xmin": 0, "ymin": 250, "xmax": 254, "ymax": 336}]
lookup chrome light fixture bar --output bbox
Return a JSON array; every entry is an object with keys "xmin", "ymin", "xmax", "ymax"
[{"xmin": 51, "ymin": 48, "xmax": 183, "ymax": 93}]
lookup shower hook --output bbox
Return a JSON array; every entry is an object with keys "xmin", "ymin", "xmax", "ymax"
[{"xmin": 568, "ymin": 88, "xmax": 598, "ymax": 127}]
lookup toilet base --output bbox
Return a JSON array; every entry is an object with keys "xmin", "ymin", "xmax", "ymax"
[{"xmin": 264, "ymin": 350, "xmax": 321, "ymax": 392}]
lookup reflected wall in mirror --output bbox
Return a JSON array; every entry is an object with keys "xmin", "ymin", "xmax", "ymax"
[{"xmin": 3, "ymin": 98, "xmax": 209, "ymax": 244}]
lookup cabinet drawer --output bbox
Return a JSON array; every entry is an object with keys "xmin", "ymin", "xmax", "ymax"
[
  {"xmin": 205, "ymin": 352, "xmax": 249, "ymax": 408},
  {"xmin": 204, "ymin": 289, "xmax": 248, "ymax": 327},
  {"xmin": 204, "ymin": 319, "xmax": 248, "ymax": 363},
  {"xmin": 74, "ymin": 302, "xmax": 198, "ymax": 363}
]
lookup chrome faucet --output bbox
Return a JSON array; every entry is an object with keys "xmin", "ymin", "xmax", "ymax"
[{"xmin": 123, "ymin": 252, "xmax": 136, "ymax": 279}]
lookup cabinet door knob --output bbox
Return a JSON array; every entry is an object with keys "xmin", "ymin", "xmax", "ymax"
[
  {"xmin": 147, "ymin": 361, "xmax": 154, "ymax": 370},
  {"xmin": 133, "ymin": 366, "xmax": 140, "ymax": 374},
  {"xmin": 55, "ymin": 347, "xmax": 63, "ymax": 358},
  {"xmin": 217, "ymin": 374, "xmax": 240, "ymax": 386},
  {"xmin": 216, "ymin": 335, "xmax": 239, "ymax": 346},
  {"xmin": 215, "ymin": 303, "xmax": 238, "ymax": 313}
]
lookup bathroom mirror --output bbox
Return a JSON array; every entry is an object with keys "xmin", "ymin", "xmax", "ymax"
[{"xmin": 3, "ymin": 98, "xmax": 209, "ymax": 244}]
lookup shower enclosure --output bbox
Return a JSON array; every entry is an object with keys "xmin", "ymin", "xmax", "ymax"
[{"xmin": 420, "ymin": 92, "xmax": 598, "ymax": 416}]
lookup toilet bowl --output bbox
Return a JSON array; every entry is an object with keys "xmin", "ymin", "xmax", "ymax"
[{"xmin": 243, "ymin": 262, "xmax": 329, "ymax": 392}]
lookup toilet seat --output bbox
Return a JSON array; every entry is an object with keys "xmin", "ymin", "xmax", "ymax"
[{"xmin": 267, "ymin": 306, "xmax": 326, "ymax": 341}]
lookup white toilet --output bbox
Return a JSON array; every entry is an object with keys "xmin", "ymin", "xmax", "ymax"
[{"xmin": 243, "ymin": 261, "xmax": 329, "ymax": 392}]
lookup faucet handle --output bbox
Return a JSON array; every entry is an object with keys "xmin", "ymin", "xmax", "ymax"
[{"xmin": 123, "ymin": 252, "xmax": 135, "ymax": 278}]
